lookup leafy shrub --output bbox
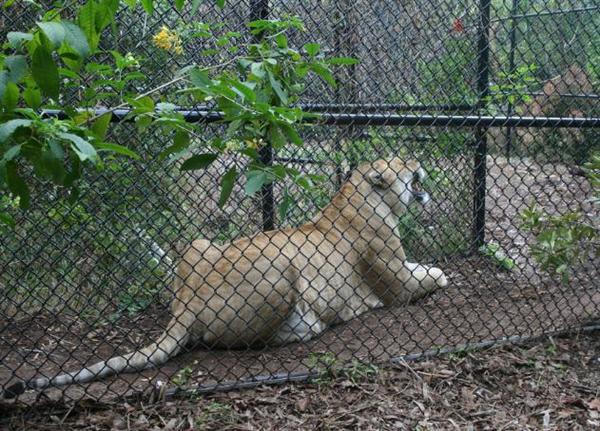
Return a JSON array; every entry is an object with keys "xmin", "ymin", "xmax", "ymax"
[{"xmin": 521, "ymin": 153, "xmax": 599, "ymax": 282}]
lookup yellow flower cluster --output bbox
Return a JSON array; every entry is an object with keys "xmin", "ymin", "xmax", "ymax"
[{"xmin": 152, "ymin": 26, "xmax": 183, "ymax": 55}]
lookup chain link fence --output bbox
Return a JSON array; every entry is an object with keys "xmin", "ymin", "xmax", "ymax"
[{"xmin": 1, "ymin": 0, "xmax": 599, "ymax": 403}]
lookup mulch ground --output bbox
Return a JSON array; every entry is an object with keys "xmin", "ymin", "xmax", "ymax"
[{"xmin": 1, "ymin": 329, "xmax": 599, "ymax": 430}]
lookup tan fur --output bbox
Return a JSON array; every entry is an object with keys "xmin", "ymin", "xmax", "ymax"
[{"xmin": 2, "ymin": 157, "xmax": 447, "ymax": 397}]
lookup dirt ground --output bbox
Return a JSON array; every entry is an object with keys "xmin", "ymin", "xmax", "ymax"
[
  {"xmin": 0, "ymin": 156, "xmax": 598, "ymax": 405},
  {"xmin": 1, "ymin": 329, "xmax": 599, "ymax": 430}
]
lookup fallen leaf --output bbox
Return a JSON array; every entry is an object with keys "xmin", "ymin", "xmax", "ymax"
[
  {"xmin": 461, "ymin": 387, "xmax": 476, "ymax": 409},
  {"xmin": 297, "ymin": 396, "xmax": 311, "ymax": 412},
  {"xmin": 557, "ymin": 409, "xmax": 575, "ymax": 419},
  {"xmin": 164, "ymin": 418, "xmax": 178, "ymax": 430},
  {"xmin": 585, "ymin": 399, "xmax": 600, "ymax": 412}
]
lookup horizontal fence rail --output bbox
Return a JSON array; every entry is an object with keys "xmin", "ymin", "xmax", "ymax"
[{"xmin": 42, "ymin": 108, "xmax": 600, "ymax": 127}]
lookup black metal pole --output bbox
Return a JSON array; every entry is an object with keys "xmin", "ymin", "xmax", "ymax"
[
  {"xmin": 300, "ymin": 102, "xmax": 476, "ymax": 112},
  {"xmin": 333, "ymin": 7, "xmax": 345, "ymax": 187},
  {"xmin": 332, "ymin": 1, "xmax": 359, "ymax": 187},
  {"xmin": 489, "ymin": 4, "xmax": 599, "ymax": 23},
  {"xmin": 250, "ymin": 0, "xmax": 274, "ymax": 231},
  {"xmin": 41, "ymin": 109, "xmax": 600, "ymax": 128},
  {"xmin": 505, "ymin": 0, "xmax": 519, "ymax": 159},
  {"xmin": 473, "ymin": 0, "xmax": 492, "ymax": 251}
]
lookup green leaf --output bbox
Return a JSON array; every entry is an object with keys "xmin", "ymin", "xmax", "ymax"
[
  {"xmin": 303, "ymin": 42, "xmax": 320, "ymax": 56},
  {"xmin": 275, "ymin": 34, "xmax": 287, "ymax": 49},
  {"xmin": 310, "ymin": 63, "xmax": 336, "ymax": 88},
  {"xmin": 267, "ymin": 70, "xmax": 288, "ymax": 105},
  {"xmin": 228, "ymin": 80, "xmax": 256, "ymax": 102},
  {"xmin": 78, "ymin": 0, "xmax": 98, "ymax": 50},
  {"xmin": 174, "ymin": 0, "xmax": 184, "ymax": 10},
  {"xmin": 1, "ymin": 145, "xmax": 21, "ymax": 163},
  {"xmin": 218, "ymin": 167, "xmax": 237, "ymax": 208},
  {"xmin": 123, "ymin": 71, "xmax": 146, "ymax": 82},
  {"xmin": 37, "ymin": 21, "xmax": 66, "ymax": 48},
  {"xmin": 181, "ymin": 153, "xmax": 218, "ymax": 170},
  {"xmin": 191, "ymin": 0, "xmax": 203, "ymax": 14},
  {"xmin": 268, "ymin": 124, "xmax": 285, "ymax": 149},
  {"xmin": 130, "ymin": 96, "xmax": 155, "ymax": 113},
  {"xmin": 6, "ymin": 32, "xmax": 33, "ymax": 49},
  {"xmin": 91, "ymin": 112, "xmax": 112, "ymax": 140},
  {"xmin": 0, "ymin": 72, "xmax": 7, "ymax": 102},
  {"xmin": 245, "ymin": 170, "xmax": 269, "ymax": 195},
  {"xmin": 271, "ymin": 164, "xmax": 286, "ymax": 180},
  {"xmin": 327, "ymin": 57, "xmax": 359, "ymax": 65},
  {"xmin": 61, "ymin": 21, "xmax": 91, "ymax": 58},
  {"xmin": 63, "ymin": 155, "xmax": 82, "ymax": 188},
  {"xmin": 140, "ymin": 0, "xmax": 153, "ymax": 15},
  {"xmin": 278, "ymin": 188, "xmax": 294, "ymax": 220},
  {"xmin": 59, "ymin": 65, "xmax": 81, "ymax": 78},
  {"xmin": 6, "ymin": 162, "xmax": 30, "ymax": 209},
  {"xmin": 189, "ymin": 68, "xmax": 212, "ymax": 89},
  {"xmin": 31, "ymin": 45, "xmax": 60, "ymax": 99},
  {"xmin": 294, "ymin": 174, "xmax": 312, "ymax": 191},
  {"xmin": 250, "ymin": 62, "xmax": 265, "ymax": 79},
  {"xmin": 5, "ymin": 55, "xmax": 28, "ymax": 83},
  {"xmin": 240, "ymin": 147, "xmax": 259, "ymax": 160},
  {"xmin": 0, "ymin": 212, "xmax": 15, "ymax": 229},
  {"xmin": 278, "ymin": 123, "xmax": 303, "ymax": 146},
  {"xmin": 123, "ymin": 0, "xmax": 137, "ymax": 7},
  {"xmin": 96, "ymin": 0, "xmax": 120, "ymax": 30},
  {"xmin": 216, "ymin": 0, "xmax": 225, "ymax": 7},
  {"xmin": 39, "ymin": 144, "xmax": 67, "ymax": 184},
  {"xmin": 159, "ymin": 130, "xmax": 190, "ymax": 160},
  {"xmin": 2, "ymin": 82, "xmax": 19, "ymax": 110},
  {"xmin": 0, "ymin": 119, "xmax": 32, "ymax": 143},
  {"xmin": 96, "ymin": 142, "xmax": 140, "ymax": 159},
  {"xmin": 58, "ymin": 132, "xmax": 97, "ymax": 162},
  {"xmin": 48, "ymin": 140, "xmax": 65, "ymax": 159}
]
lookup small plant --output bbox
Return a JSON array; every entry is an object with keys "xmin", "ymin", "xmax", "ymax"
[
  {"xmin": 479, "ymin": 242, "xmax": 515, "ymax": 271},
  {"xmin": 171, "ymin": 366, "xmax": 193, "ymax": 387},
  {"xmin": 307, "ymin": 353, "xmax": 379, "ymax": 386},
  {"xmin": 521, "ymin": 154, "xmax": 598, "ymax": 282},
  {"xmin": 521, "ymin": 206, "xmax": 597, "ymax": 282},
  {"xmin": 340, "ymin": 359, "xmax": 379, "ymax": 384},
  {"xmin": 447, "ymin": 345, "xmax": 477, "ymax": 361},
  {"xmin": 546, "ymin": 343, "xmax": 557, "ymax": 355},
  {"xmin": 195, "ymin": 401, "xmax": 237, "ymax": 428},
  {"xmin": 307, "ymin": 351, "xmax": 338, "ymax": 385},
  {"xmin": 487, "ymin": 63, "xmax": 538, "ymax": 111}
]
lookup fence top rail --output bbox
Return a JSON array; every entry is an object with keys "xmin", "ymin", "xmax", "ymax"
[
  {"xmin": 490, "ymin": 5, "xmax": 600, "ymax": 23},
  {"xmin": 41, "ymin": 109, "xmax": 600, "ymax": 128}
]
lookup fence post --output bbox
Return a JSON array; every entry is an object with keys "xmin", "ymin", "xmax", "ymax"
[
  {"xmin": 333, "ymin": 0, "xmax": 359, "ymax": 186},
  {"xmin": 250, "ymin": 0, "xmax": 275, "ymax": 231},
  {"xmin": 505, "ymin": 0, "xmax": 520, "ymax": 159},
  {"xmin": 473, "ymin": 0, "xmax": 492, "ymax": 250}
]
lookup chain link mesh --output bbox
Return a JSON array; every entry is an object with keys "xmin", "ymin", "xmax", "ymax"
[{"xmin": 1, "ymin": 0, "xmax": 598, "ymax": 402}]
